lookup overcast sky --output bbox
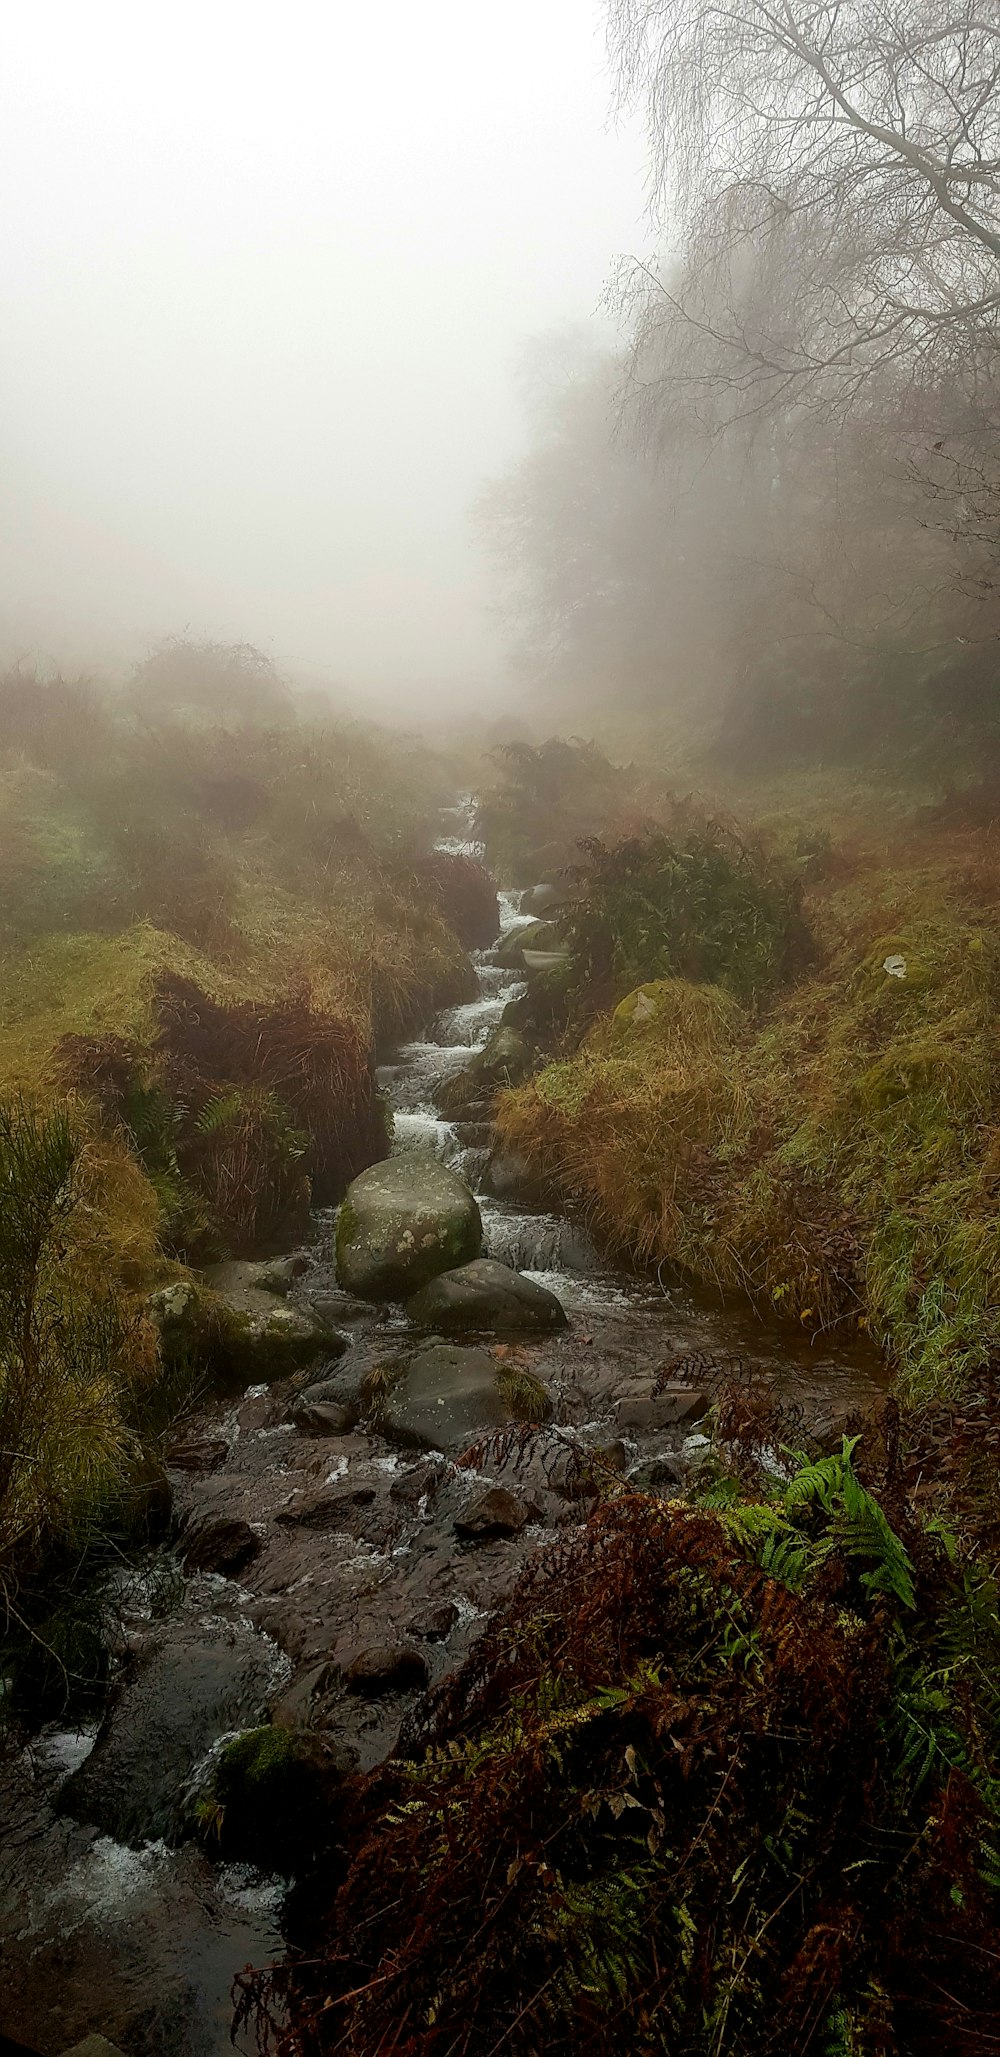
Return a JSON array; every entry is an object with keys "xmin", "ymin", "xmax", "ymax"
[{"xmin": 0, "ymin": 0, "xmax": 646, "ymax": 707}]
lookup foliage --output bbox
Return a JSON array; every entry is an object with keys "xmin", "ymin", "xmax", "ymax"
[
  {"xmin": 563, "ymin": 826, "xmax": 808, "ymax": 1009},
  {"xmin": 126, "ymin": 636, "xmax": 289, "ymax": 722},
  {"xmin": 473, "ymin": 738, "xmax": 651, "ymax": 884},
  {"xmin": 498, "ymin": 817, "xmax": 1000, "ymax": 1396},
  {"xmin": 238, "ymin": 1443, "xmax": 1000, "ymax": 2056}
]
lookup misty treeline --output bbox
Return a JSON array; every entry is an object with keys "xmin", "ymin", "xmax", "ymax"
[{"xmin": 481, "ymin": 0, "xmax": 1000, "ymax": 772}]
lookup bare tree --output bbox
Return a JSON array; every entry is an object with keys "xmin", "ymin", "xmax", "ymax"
[{"xmin": 609, "ymin": 0, "xmax": 1000, "ymax": 421}]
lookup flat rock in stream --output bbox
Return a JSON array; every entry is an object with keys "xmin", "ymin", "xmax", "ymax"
[
  {"xmin": 406, "ymin": 1258, "xmax": 567, "ymax": 1335},
  {"xmin": 383, "ymin": 1341, "xmax": 514, "ymax": 1452},
  {"xmin": 59, "ymin": 1623, "xmax": 282, "ymax": 1846}
]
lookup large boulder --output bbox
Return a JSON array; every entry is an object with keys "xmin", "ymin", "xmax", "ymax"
[
  {"xmin": 192, "ymin": 1723, "xmax": 353, "ymax": 1869},
  {"xmin": 149, "ymin": 1277, "xmax": 346, "ymax": 1384},
  {"xmin": 335, "ymin": 1156, "xmax": 482, "ymax": 1301},
  {"xmin": 59, "ymin": 1623, "xmax": 278, "ymax": 1845},
  {"xmin": 493, "ymin": 919, "xmax": 562, "ymax": 970},
  {"xmin": 406, "ymin": 1258, "xmax": 567, "ymax": 1335},
  {"xmin": 382, "ymin": 1341, "xmax": 513, "ymax": 1452}
]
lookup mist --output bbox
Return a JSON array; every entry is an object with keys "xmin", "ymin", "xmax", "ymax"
[{"xmin": 0, "ymin": 0, "xmax": 644, "ymax": 708}]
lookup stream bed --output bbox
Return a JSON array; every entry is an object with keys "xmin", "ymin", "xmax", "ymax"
[{"xmin": 0, "ymin": 808, "xmax": 888, "ymax": 2056}]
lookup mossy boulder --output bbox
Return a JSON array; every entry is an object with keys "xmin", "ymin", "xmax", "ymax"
[
  {"xmin": 335, "ymin": 1156, "xmax": 482, "ymax": 1301},
  {"xmin": 148, "ymin": 1277, "xmax": 344, "ymax": 1384},
  {"xmin": 198, "ymin": 1723, "xmax": 353, "ymax": 1869}
]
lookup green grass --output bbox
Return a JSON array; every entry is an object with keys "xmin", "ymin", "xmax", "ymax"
[{"xmin": 498, "ymin": 833, "xmax": 1000, "ymax": 1399}]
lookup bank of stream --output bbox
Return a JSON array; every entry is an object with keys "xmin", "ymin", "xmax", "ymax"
[{"xmin": 0, "ymin": 806, "xmax": 888, "ymax": 2057}]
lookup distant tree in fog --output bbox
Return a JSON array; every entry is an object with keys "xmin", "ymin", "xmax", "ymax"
[{"xmin": 128, "ymin": 637, "xmax": 289, "ymax": 723}]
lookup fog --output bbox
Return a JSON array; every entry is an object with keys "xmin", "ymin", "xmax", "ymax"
[{"xmin": 0, "ymin": 0, "xmax": 644, "ymax": 707}]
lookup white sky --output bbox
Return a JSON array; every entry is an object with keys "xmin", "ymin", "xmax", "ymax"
[{"xmin": 0, "ymin": 0, "xmax": 646, "ymax": 707}]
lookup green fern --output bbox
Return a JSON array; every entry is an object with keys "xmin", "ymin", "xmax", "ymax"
[{"xmin": 783, "ymin": 1438, "xmax": 916, "ymax": 1609}]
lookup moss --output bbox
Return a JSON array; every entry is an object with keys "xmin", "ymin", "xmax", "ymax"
[
  {"xmin": 204, "ymin": 1723, "xmax": 346, "ymax": 1869},
  {"xmin": 495, "ymin": 1362, "xmax": 550, "ymax": 1422}
]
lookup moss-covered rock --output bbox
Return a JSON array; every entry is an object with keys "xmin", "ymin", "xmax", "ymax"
[
  {"xmin": 335, "ymin": 1156, "xmax": 482, "ymax": 1301},
  {"xmin": 148, "ymin": 1277, "xmax": 343, "ymax": 1385},
  {"xmin": 198, "ymin": 1722, "xmax": 353, "ymax": 1869}
]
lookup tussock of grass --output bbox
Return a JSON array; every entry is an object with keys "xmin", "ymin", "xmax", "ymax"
[
  {"xmin": 0, "ymin": 1102, "xmax": 161, "ymax": 1584},
  {"xmin": 499, "ymin": 854, "xmax": 1000, "ymax": 1399}
]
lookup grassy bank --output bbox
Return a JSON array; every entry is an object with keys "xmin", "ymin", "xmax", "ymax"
[
  {"xmin": 495, "ymin": 772, "xmax": 1000, "ymax": 1400},
  {"xmin": 0, "ymin": 675, "xmax": 482, "ymax": 1679}
]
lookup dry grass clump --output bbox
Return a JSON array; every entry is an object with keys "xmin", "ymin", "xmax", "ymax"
[
  {"xmin": 0, "ymin": 1100, "xmax": 160, "ymax": 1583},
  {"xmin": 499, "ymin": 847, "xmax": 1000, "ymax": 1398},
  {"xmin": 410, "ymin": 850, "xmax": 500, "ymax": 950},
  {"xmin": 56, "ymin": 972, "xmax": 389, "ymax": 1255}
]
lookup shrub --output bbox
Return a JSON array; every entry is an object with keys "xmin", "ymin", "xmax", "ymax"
[
  {"xmin": 563, "ymin": 827, "xmax": 809, "ymax": 1009},
  {"xmin": 474, "ymin": 739, "xmax": 638, "ymax": 883}
]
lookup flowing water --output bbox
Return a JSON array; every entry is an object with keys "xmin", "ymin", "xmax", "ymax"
[{"xmin": 0, "ymin": 801, "xmax": 888, "ymax": 2056}]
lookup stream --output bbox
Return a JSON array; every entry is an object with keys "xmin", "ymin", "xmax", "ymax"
[{"xmin": 0, "ymin": 804, "xmax": 888, "ymax": 2057}]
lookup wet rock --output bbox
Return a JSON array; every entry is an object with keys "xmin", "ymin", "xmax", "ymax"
[
  {"xmin": 409, "ymin": 1601, "xmax": 459, "ymax": 1640},
  {"xmin": 629, "ymin": 1450, "xmax": 690, "ymax": 1493},
  {"xmin": 304, "ymin": 1287, "xmax": 376, "ymax": 1326},
  {"xmin": 165, "ymin": 1434, "xmax": 229, "ymax": 1473},
  {"xmin": 202, "ymin": 1255, "xmax": 308, "ymax": 1300},
  {"xmin": 344, "ymin": 1644, "xmax": 430, "ymax": 1695},
  {"xmin": 275, "ymin": 1482, "xmax": 377, "ymax": 1532},
  {"xmin": 269, "ymin": 1658, "xmax": 338, "ymax": 1729},
  {"xmin": 454, "ymin": 1485, "xmax": 532, "ymax": 1539},
  {"xmin": 475, "ymin": 1025, "xmax": 533, "ymax": 1087},
  {"xmin": 480, "ymin": 1147, "xmax": 535, "ymax": 1200},
  {"xmin": 150, "ymin": 1277, "xmax": 345, "ymax": 1384},
  {"xmin": 390, "ymin": 1456, "xmax": 449, "ymax": 1507},
  {"xmin": 237, "ymin": 1388, "xmax": 286, "ymax": 1432},
  {"xmin": 60, "ymin": 1623, "xmax": 280, "ymax": 1845},
  {"xmin": 196, "ymin": 1723, "xmax": 354, "ymax": 1868},
  {"xmin": 520, "ymin": 882, "xmax": 563, "ymax": 916},
  {"xmin": 336, "ymin": 1156, "xmax": 482, "ymax": 1301},
  {"xmin": 256, "ymin": 1253, "xmax": 310, "ymax": 1294},
  {"xmin": 438, "ymin": 1028, "xmax": 535, "ymax": 1121},
  {"xmin": 292, "ymin": 1398, "xmax": 356, "ymax": 1435},
  {"xmin": 493, "ymin": 918, "xmax": 561, "ymax": 970},
  {"xmin": 233, "ymin": 1303, "xmax": 347, "ymax": 1380},
  {"xmin": 406, "ymin": 1258, "xmax": 567, "ymax": 1336},
  {"xmin": 288, "ymin": 1356, "xmax": 368, "ymax": 1424},
  {"xmin": 614, "ymin": 1387, "xmax": 710, "ymax": 1434},
  {"xmin": 383, "ymin": 1342, "xmax": 512, "ymax": 1453},
  {"xmin": 182, "ymin": 1516, "xmax": 261, "ymax": 1576}
]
